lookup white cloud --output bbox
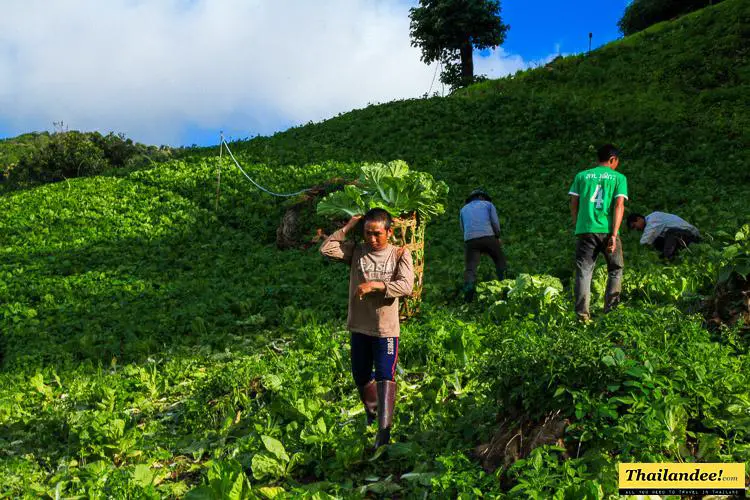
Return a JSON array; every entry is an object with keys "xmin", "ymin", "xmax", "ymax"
[
  {"xmin": 474, "ymin": 48, "xmax": 527, "ymax": 78},
  {"xmin": 0, "ymin": 0, "xmax": 540, "ymax": 145}
]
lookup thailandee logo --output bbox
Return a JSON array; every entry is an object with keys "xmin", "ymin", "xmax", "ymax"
[
  {"xmin": 626, "ymin": 467, "xmax": 727, "ymax": 482},
  {"xmin": 618, "ymin": 463, "xmax": 745, "ymax": 496}
]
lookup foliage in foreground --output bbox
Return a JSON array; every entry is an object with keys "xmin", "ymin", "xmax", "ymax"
[{"xmin": 1, "ymin": 152, "xmax": 747, "ymax": 498}]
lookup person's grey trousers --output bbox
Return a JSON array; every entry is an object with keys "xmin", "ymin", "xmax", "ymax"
[{"xmin": 574, "ymin": 233, "xmax": 623, "ymax": 317}]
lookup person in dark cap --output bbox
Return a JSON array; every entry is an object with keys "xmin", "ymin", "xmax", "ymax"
[{"xmin": 460, "ymin": 188, "xmax": 507, "ymax": 302}]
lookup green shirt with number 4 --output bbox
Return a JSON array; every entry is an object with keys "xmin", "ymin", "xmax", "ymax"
[{"xmin": 569, "ymin": 166, "xmax": 628, "ymax": 235}]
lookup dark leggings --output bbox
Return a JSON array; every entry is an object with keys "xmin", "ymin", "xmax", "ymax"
[
  {"xmin": 464, "ymin": 236, "xmax": 507, "ymax": 284},
  {"xmin": 653, "ymin": 228, "xmax": 701, "ymax": 260},
  {"xmin": 350, "ymin": 332, "xmax": 399, "ymax": 387}
]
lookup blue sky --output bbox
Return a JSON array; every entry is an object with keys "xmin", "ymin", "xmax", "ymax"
[
  {"xmin": 501, "ymin": 1, "xmax": 626, "ymax": 60},
  {"xmin": 0, "ymin": 0, "xmax": 629, "ymax": 147}
]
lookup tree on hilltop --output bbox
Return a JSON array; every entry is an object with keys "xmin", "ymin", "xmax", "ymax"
[{"xmin": 409, "ymin": 0, "xmax": 509, "ymax": 91}]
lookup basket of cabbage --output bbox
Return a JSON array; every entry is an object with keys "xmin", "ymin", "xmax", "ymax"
[
  {"xmin": 316, "ymin": 160, "xmax": 448, "ymax": 221},
  {"xmin": 316, "ymin": 160, "xmax": 448, "ymax": 318}
]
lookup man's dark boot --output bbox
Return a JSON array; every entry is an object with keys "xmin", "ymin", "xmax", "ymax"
[
  {"xmin": 357, "ymin": 380, "xmax": 377, "ymax": 425},
  {"xmin": 462, "ymin": 282, "xmax": 476, "ymax": 303},
  {"xmin": 374, "ymin": 380, "xmax": 397, "ymax": 449}
]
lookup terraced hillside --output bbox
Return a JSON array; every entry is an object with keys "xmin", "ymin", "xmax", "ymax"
[{"xmin": 1, "ymin": 0, "xmax": 748, "ymax": 497}]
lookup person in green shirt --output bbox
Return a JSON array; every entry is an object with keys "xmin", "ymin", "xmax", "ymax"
[{"xmin": 568, "ymin": 144, "xmax": 628, "ymax": 321}]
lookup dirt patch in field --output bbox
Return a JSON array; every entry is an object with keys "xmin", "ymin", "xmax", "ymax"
[
  {"xmin": 475, "ymin": 409, "xmax": 570, "ymax": 474},
  {"xmin": 704, "ymin": 271, "xmax": 750, "ymax": 333},
  {"xmin": 275, "ymin": 178, "xmax": 350, "ymax": 249}
]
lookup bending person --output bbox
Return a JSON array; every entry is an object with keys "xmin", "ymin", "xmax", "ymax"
[
  {"xmin": 460, "ymin": 188, "xmax": 507, "ymax": 302},
  {"xmin": 627, "ymin": 212, "xmax": 700, "ymax": 260},
  {"xmin": 320, "ymin": 209, "xmax": 414, "ymax": 449}
]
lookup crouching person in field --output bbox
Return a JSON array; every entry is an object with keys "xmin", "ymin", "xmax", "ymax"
[
  {"xmin": 627, "ymin": 212, "xmax": 701, "ymax": 260},
  {"xmin": 320, "ymin": 208, "xmax": 414, "ymax": 449}
]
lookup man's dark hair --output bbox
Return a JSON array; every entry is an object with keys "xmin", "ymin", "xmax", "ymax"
[
  {"xmin": 627, "ymin": 213, "xmax": 644, "ymax": 228},
  {"xmin": 597, "ymin": 144, "xmax": 620, "ymax": 163},
  {"xmin": 362, "ymin": 208, "xmax": 393, "ymax": 230}
]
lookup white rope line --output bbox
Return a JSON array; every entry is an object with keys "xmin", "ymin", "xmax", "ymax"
[
  {"xmin": 221, "ymin": 139, "xmax": 312, "ymax": 198},
  {"xmin": 428, "ymin": 59, "xmax": 441, "ymax": 96}
]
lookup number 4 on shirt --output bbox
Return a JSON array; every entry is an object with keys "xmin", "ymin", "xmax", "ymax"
[{"xmin": 590, "ymin": 185, "xmax": 604, "ymax": 209}]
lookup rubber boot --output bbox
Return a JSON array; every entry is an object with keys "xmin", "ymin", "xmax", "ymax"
[
  {"xmin": 374, "ymin": 380, "xmax": 397, "ymax": 449},
  {"xmin": 357, "ymin": 380, "xmax": 377, "ymax": 425}
]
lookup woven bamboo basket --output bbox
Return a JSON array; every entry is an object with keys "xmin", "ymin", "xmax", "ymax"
[{"xmin": 391, "ymin": 212, "xmax": 425, "ymax": 319}]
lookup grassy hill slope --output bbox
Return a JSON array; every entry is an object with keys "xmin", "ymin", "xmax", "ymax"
[{"xmin": 1, "ymin": 0, "xmax": 748, "ymax": 497}]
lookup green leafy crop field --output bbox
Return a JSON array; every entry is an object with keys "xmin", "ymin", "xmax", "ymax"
[{"xmin": 1, "ymin": 0, "xmax": 748, "ymax": 497}]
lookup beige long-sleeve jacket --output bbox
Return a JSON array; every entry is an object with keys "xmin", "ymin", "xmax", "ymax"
[{"xmin": 320, "ymin": 229, "xmax": 414, "ymax": 337}]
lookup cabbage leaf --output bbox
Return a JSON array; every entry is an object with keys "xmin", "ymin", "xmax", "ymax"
[{"xmin": 316, "ymin": 160, "xmax": 448, "ymax": 221}]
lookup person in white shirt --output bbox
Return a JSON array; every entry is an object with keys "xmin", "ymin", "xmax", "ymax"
[{"xmin": 627, "ymin": 212, "xmax": 701, "ymax": 259}]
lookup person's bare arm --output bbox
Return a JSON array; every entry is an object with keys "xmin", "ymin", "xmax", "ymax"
[
  {"xmin": 357, "ymin": 281, "xmax": 386, "ymax": 299},
  {"xmin": 570, "ymin": 195, "xmax": 580, "ymax": 227},
  {"xmin": 608, "ymin": 197, "xmax": 626, "ymax": 253}
]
